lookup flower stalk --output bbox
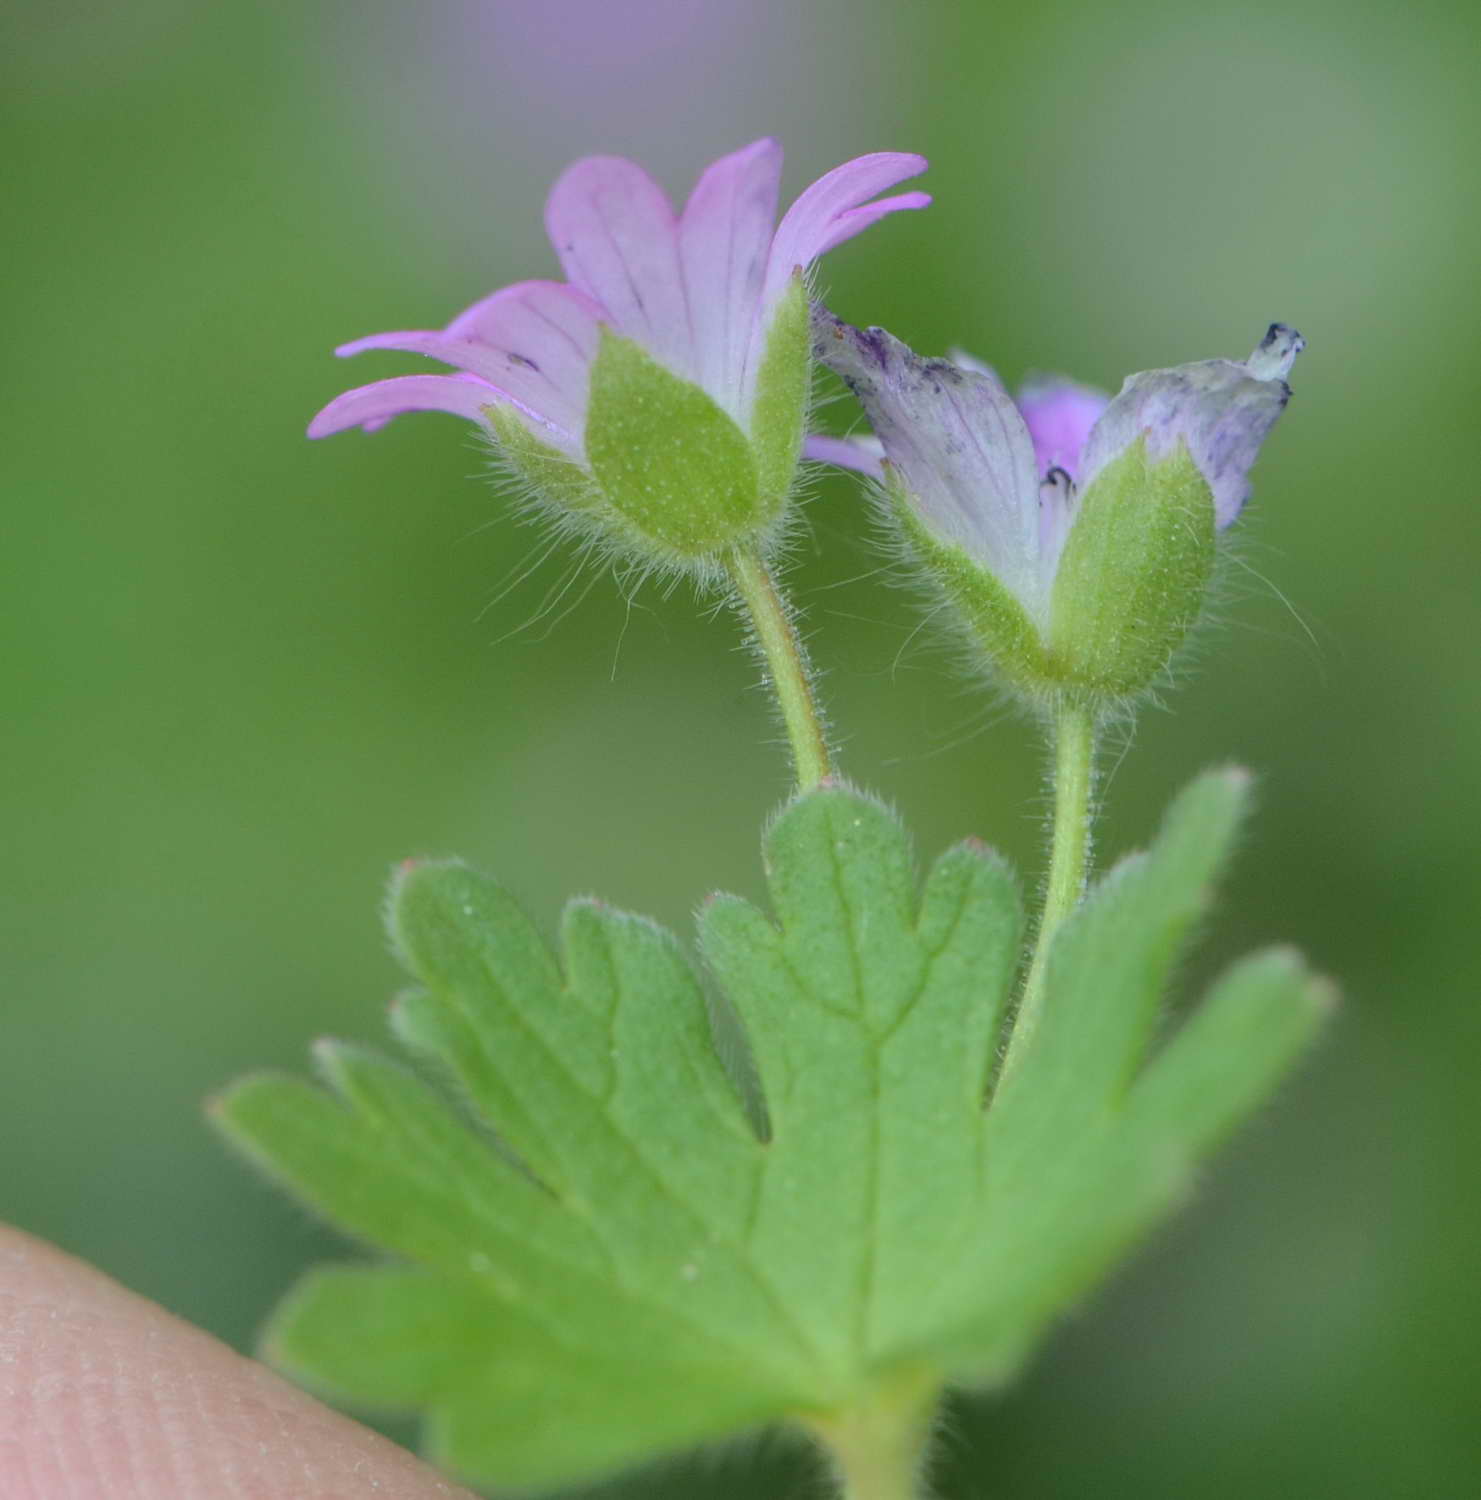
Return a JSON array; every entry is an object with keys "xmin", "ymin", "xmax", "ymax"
[
  {"xmin": 727, "ymin": 545, "xmax": 831, "ymax": 790},
  {"xmin": 803, "ymin": 1366, "xmax": 942, "ymax": 1500},
  {"xmin": 1001, "ymin": 700, "xmax": 1097, "ymax": 1083}
]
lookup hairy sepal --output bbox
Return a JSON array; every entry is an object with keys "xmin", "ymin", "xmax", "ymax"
[
  {"xmin": 1047, "ymin": 436, "xmax": 1216, "ymax": 703},
  {"xmin": 585, "ymin": 330, "xmax": 767, "ymax": 563},
  {"xmin": 749, "ymin": 275, "xmax": 811, "ymax": 514},
  {"xmin": 487, "ymin": 403, "xmax": 607, "ymax": 517},
  {"xmin": 886, "ymin": 470, "xmax": 1051, "ymax": 700}
]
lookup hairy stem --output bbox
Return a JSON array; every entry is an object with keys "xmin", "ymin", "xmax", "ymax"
[
  {"xmin": 803, "ymin": 1367, "xmax": 942, "ymax": 1500},
  {"xmin": 726, "ymin": 545, "xmax": 831, "ymax": 791},
  {"xmin": 1000, "ymin": 699, "xmax": 1097, "ymax": 1083}
]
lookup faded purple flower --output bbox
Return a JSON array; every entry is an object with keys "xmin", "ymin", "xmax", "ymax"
[
  {"xmin": 308, "ymin": 141, "xmax": 930, "ymax": 460},
  {"xmin": 1013, "ymin": 376, "xmax": 1110, "ymax": 488},
  {"xmin": 809, "ymin": 313, "xmax": 1303, "ymax": 623},
  {"xmin": 1077, "ymin": 326, "xmax": 1305, "ymax": 528}
]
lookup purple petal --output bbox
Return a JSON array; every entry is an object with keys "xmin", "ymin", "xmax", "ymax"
[
  {"xmin": 1015, "ymin": 377, "xmax": 1110, "ymax": 485},
  {"xmin": 545, "ymin": 155, "xmax": 692, "ymax": 379},
  {"xmin": 307, "ymin": 373, "xmax": 509, "ymax": 439},
  {"xmin": 446, "ymin": 279, "xmax": 603, "ymax": 439},
  {"xmin": 763, "ymin": 153, "xmax": 930, "ymax": 311},
  {"xmin": 807, "ymin": 191, "xmax": 934, "ymax": 258},
  {"xmin": 803, "ymin": 432, "xmax": 886, "ymax": 478},
  {"xmin": 1079, "ymin": 324, "xmax": 1305, "ymax": 527},
  {"xmin": 812, "ymin": 307, "xmax": 1045, "ymax": 614},
  {"xmin": 334, "ymin": 329, "xmax": 534, "ymax": 397},
  {"xmin": 1036, "ymin": 466, "xmax": 1077, "ymax": 565},
  {"xmin": 330, "ymin": 282, "xmax": 604, "ymax": 447},
  {"xmin": 678, "ymin": 138, "xmax": 784, "ymax": 420}
]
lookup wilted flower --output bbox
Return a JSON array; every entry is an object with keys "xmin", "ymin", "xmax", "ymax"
[
  {"xmin": 310, "ymin": 142, "xmax": 929, "ymax": 568},
  {"xmin": 811, "ymin": 312, "xmax": 1304, "ymax": 705}
]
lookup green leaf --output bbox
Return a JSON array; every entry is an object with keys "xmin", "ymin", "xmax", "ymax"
[
  {"xmin": 921, "ymin": 771, "xmax": 1331, "ymax": 1374},
  {"xmin": 265, "ymin": 1264, "xmax": 782, "ymax": 1488},
  {"xmin": 698, "ymin": 789, "xmax": 1023, "ymax": 1366},
  {"xmin": 214, "ymin": 778, "xmax": 1328, "ymax": 1491},
  {"xmin": 987, "ymin": 767, "xmax": 1253, "ymax": 1157}
]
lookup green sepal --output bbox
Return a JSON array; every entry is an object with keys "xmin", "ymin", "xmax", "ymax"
[
  {"xmin": 886, "ymin": 471, "xmax": 1051, "ymax": 695},
  {"xmin": 1047, "ymin": 436, "xmax": 1216, "ymax": 701},
  {"xmin": 585, "ymin": 329, "xmax": 765, "ymax": 560},
  {"xmin": 487, "ymin": 403, "xmax": 608, "ymax": 517},
  {"xmin": 748, "ymin": 274, "xmax": 810, "ymax": 511}
]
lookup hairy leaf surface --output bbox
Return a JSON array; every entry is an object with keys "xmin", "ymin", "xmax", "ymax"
[{"xmin": 214, "ymin": 776, "xmax": 1326, "ymax": 1489}]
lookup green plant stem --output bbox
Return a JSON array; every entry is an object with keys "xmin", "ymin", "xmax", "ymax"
[
  {"xmin": 1000, "ymin": 699, "xmax": 1097, "ymax": 1083},
  {"xmin": 726, "ymin": 544, "xmax": 831, "ymax": 791},
  {"xmin": 803, "ymin": 1367, "xmax": 942, "ymax": 1500}
]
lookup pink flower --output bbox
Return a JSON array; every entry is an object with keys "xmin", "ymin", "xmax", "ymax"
[{"xmin": 309, "ymin": 141, "xmax": 929, "ymax": 462}]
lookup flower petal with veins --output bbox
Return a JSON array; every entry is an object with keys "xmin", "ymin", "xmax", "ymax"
[
  {"xmin": 443, "ymin": 280, "xmax": 605, "ymax": 434},
  {"xmin": 764, "ymin": 154, "xmax": 930, "ymax": 311},
  {"xmin": 678, "ymin": 139, "xmax": 785, "ymax": 420},
  {"xmin": 812, "ymin": 306, "xmax": 1045, "ymax": 615},
  {"xmin": 307, "ymin": 373, "xmax": 526, "ymax": 441},
  {"xmin": 543, "ymin": 156, "xmax": 692, "ymax": 381}
]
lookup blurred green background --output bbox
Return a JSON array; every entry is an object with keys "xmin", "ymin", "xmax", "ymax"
[{"xmin": 4, "ymin": 0, "xmax": 1478, "ymax": 1494}]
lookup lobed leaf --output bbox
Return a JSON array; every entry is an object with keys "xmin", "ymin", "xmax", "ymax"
[
  {"xmin": 986, "ymin": 767, "xmax": 1254, "ymax": 1171},
  {"xmin": 917, "ymin": 772, "xmax": 1331, "ymax": 1375},
  {"xmin": 700, "ymin": 788, "xmax": 1023, "ymax": 1367},
  {"xmin": 215, "ymin": 777, "xmax": 1326, "ymax": 1490},
  {"xmin": 267, "ymin": 1264, "xmax": 784, "ymax": 1489}
]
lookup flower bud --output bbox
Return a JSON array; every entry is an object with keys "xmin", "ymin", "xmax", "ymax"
[{"xmin": 812, "ymin": 312, "xmax": 1303, "ymax": 713}]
